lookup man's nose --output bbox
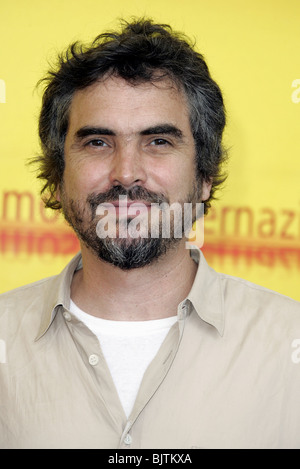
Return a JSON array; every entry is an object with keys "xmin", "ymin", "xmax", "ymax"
[{"xmin": 109, "ymin": 145, "xmax": 147, "ymax": 188}]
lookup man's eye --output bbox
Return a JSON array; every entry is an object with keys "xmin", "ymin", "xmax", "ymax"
[
  {"xmin": 86, "ymin": 139, "xmax": 108, "ymax": 147},
  {"xmin": 150, "ymin": 138, "xmax": 170, "ymax": 146}
]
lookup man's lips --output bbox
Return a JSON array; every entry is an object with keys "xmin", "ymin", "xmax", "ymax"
[
  {"xmin": 99, "ymin": 200, "xmax": 152, "ymax": 216},
  {"xmin": 101, "ymin": 200, "xmax": 151, "ymax": 206}
]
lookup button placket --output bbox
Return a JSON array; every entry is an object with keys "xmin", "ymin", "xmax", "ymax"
[
  {"xmin": 124, "ymin": 433, "xmax": 132, "ymax": 445},
  {"xmin": 88, "ymin": 354, "xmax": 99, "ymax": 366},
  {"xmin": 120, "ymin": 420, "xmax": 132, "ymax": 447},
  {"xmin": 63, "ymin": 311, "xmax": 72, "ymax": 322}
]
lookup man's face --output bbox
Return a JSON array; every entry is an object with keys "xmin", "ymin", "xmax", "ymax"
[{"xmin": 60, "ymin": 75, "xmax": 211, "ymax": 269}]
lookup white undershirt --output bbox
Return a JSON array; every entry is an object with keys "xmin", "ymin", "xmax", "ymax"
[{"xmin": 69, "ymin": 299, "xmax": 177, "ymax": 418}]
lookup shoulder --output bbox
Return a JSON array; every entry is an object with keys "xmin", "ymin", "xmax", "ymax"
[
  {"xmin": 0, "ymin": 275, "xmax": 62, "ymax": 352},
  {"xmin": 220, "ymin": 272, "xmax": 299, "ymax": 304},
  {"xmin": 0, "ymin": 252, "xmax": 81, "ymax": 315},
  {"xmin": 0, "ymin": 276, "xmax": 58, "ymax": 310},
  {"xmin": 218, "ymin": 272, "xmax": 300, "ymax": 327},
  {"xmin": 0, "ymin": 276, "xmax": 60, "ymax": 340},
  {"xmin": 0, "ymin": 253, "xmax": 81, "ymax": 345}
]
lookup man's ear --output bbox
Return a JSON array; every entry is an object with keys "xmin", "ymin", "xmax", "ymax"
[
  {"xmin": 201, "ymin": 180, "xmax": 212, "ymax": 201},
  {"xmin": 55, "ymin": 186, "xmax": 61, "ymax": 203}
]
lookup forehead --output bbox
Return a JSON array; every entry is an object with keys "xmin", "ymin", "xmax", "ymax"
[{"xmin": 67, "ymin": 75, "xmax": 191, "ymax": 134}]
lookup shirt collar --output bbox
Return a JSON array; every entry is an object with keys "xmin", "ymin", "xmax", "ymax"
[
  {"xmin": 35, "ymin": 252, "xmax": 82, "ymax": 340},
  {"xmin": 186, "ymin": 246, "xmax": 225, "ymax": 336},
  {"xmin": 35, "ymin": 246, "xmax": 224, "ymax": 340}
]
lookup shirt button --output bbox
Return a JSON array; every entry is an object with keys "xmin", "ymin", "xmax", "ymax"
[
  {"xmin": 63, "ymin": 311, "xmax": 72, "ymax": 322},
  {"xmin": 89, "ymin": 354, "xmax": 99, "ymax": 366},
  {"xmin": 124, "ymin": 433, "xmax": 132, "ymax": 445}
]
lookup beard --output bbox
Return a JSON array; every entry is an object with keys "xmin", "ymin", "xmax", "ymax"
[{"xmin": 60, "ymin": 183, "xmax": 202, "ymax": 270}]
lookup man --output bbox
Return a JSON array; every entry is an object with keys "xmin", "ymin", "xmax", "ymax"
[{"xmin": 0, "ymin": 19, "xmax": 300, "ymax": 449}]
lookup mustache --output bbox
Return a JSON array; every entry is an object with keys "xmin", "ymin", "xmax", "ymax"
[{"xmin": 87, "ymin": 185, "xmax": 169, "ymax": 215}]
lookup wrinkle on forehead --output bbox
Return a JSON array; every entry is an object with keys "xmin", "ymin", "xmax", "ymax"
[
  {"xmin": 98, "ymin": 68, "xmax": 182, "ymax": 92},
  {"xmin": 73, "ymin": 72, "xmax": 186, "ymax": 108},
  {"xmin": 67, "ymin": 73, "xmax": 192, "ymax": 144}
]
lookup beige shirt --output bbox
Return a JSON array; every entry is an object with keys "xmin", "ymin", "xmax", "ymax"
[{"xmin": 1, "ymin": 247, "xmax": 300, "ymax": 449}]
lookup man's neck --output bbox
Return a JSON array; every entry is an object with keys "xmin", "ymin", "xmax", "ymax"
[{"xmin": 70, "ymin": 240, "xmax": 197, "ymax": 321}]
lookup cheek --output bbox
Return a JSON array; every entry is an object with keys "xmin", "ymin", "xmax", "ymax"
[
  {"xmin": 63, "ymin": 160, "xmax": 110, "ymax": 195},
  {"xmin": 160, "ymin": 161, "xmax": 195, "ymax": 192}
]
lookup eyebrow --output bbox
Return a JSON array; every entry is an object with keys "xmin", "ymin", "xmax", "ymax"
[
  {"xmin": 74, "ymin": 124, "xmax": 183, "ymax": 141},
  {"xmin": 140, "ymin": 124, "xmax": 183, "ymax": 140},
  {"xmin": 75, "ymin": 127, "xmax": 116, "ymax": 140}
]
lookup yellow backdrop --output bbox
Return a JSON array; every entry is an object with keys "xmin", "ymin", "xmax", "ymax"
[{"xmin": 0, "ymin": 0, "xmax": 299, "ymax": 300}]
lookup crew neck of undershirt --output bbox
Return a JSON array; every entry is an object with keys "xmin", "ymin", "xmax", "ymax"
[{"xmin": 69, "ymin": 299, "xmax": 178, "ymax": 336}]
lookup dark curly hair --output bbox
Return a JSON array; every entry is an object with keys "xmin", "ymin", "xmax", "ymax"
[{"xmin": 34, "ymin": 18, "xmax": 227, "ymax": 213}]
